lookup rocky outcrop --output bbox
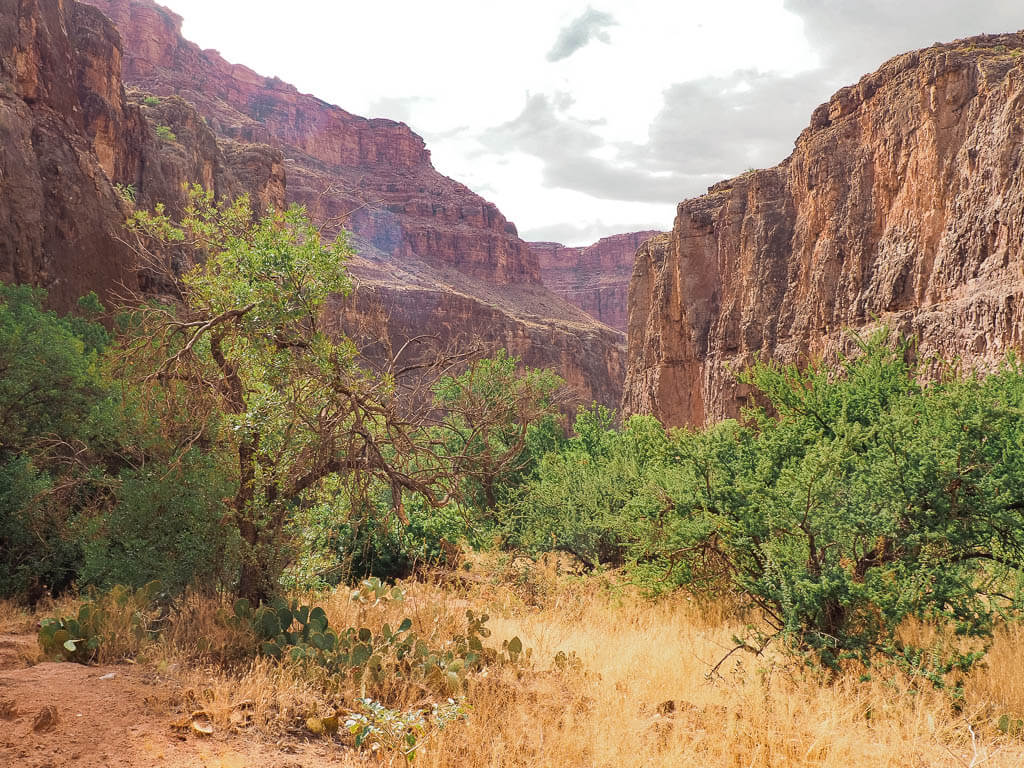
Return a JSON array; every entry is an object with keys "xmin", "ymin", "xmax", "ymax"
[
  {"xmin": 623, "ymin": 34, "xmax": 1024, "ymax": 427},
  {"xmin": 0, "ymin": 0, "xmax": 283, "ymax": 311},
  {"xmin": 84, "ymin": 0, "xmax": 625, "ymax": 408},
  {"xmin": 531, "ymin": 231, "xmax": 661, "ymax": 331}
]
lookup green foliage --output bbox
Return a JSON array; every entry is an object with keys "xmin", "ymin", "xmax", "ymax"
[
  {"xmin": 344, "ymin": 697, "xmax": 468, "ymax": 762},
  {"xmin": 154, "ymin": 123, "xmax": 176, "ymax": 142},
  {"xmin": 37, "ymin": 581, "xmax": 162, "ymax": 663},
  {"xmin": 283, "ymin": 483, "xmax": 473, "ymax": 588},
  {"xmin": 504, "ymin": 405, "xmax": 671, "ymax": 569},
  {"xmin": 0, "ymin": 285, "xmax": 109, "ymax": 599},
  {"xmin": 433, "ymin": 349, "xmax": 564, "ymax": 513},
  {"xmin": 0, "ymin": 457, "xmax": 80, "ymax": 598},
  {"xmin": 0, "ymin": 284, "xmax": 105, "ymax": 455},
  {"xmin": 122, "ymin": 187, "xmax": 361, "ymax": 600},
  {"xmin": 234, "ymin": 593, "xmax": 526, "ymax": 697},
  {"xmin": 115, "ymin": 183, "xmax": 137, "ymax": 205},
  {"xmin": 654, "ymin": 331, "xmax": 1024, "ymax": 679},
  {"xmin": 79, "ymin": 451, "xmax": 238, "ymax": 594},
  {"xmin": 142, "ymin": 95, "xmax": 161, "ymax": 106}
]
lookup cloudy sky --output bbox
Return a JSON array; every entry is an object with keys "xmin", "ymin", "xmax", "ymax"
[{"xmin": 156, "ymin": 0, "xmax": 1023, "ymax": 245}]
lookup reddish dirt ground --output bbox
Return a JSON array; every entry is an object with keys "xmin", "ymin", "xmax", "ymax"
[{"xmin": 0, "ymin": 633, "xmax": 350, "ymax": 768}]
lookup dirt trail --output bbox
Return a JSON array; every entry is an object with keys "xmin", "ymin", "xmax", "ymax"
[{"xmin": 0, "ymin": 634, "xmax": 353, "ymax": 768}]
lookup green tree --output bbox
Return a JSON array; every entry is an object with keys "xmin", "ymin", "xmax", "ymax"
[
  {"xmin": 433, "ymin": 349, "xmax": 564, "ymax": 512},
  {"xmin": 0, "ymin": 286, "xmax": 109, "ymax": 598},
  {"xmin": 122, "ymin": 188, "xmax": 565, "ymax": 601}
]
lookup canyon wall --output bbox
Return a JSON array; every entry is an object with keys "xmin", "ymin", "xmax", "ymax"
[
  {"xmin": 0, "ymin": 0, "xmax": 283, "ymax": 310},
  {"xmin": 84, "ymin": 0, "xmax": 624, "ymax": 408},
  {"xmin": 531, "ymin": 231, "xmax": 661, "ymax": 332},
  {"xmin": 623, "ymin": 34, "xmax": 1024, "ymax": 427}
]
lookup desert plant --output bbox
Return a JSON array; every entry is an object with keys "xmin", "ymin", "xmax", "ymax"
[
  {"xmin": 37, "ymin": 580, "xmax": 162, "ymax": 663},
  {"xmin": 657, "ymin": 331, "xmax": 1024, "ymax": 681},
  {"xmin": 344, "ymin": 697, "xmax": 468, "ymax": 762},
  {"xmin": 233, "ymin": 595, "xmax": 526, "ymax": 698}
]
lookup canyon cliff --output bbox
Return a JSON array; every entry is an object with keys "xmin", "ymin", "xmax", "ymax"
[
  {"xmin": 83, "ymin": 0, "xmax": 625, "ymax": 408},
  {"xmin": 623, "ymin": 34, "xmax": 1024, "ymax": 427},
  {"xmin": 531, "ymin": 232, "xmax": 661, "ymax": 332},
  {"xmin": 0, "ymin": 0, "xmax": 284, "ymax": 309}
]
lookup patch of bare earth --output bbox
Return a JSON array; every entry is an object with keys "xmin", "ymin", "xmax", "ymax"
[{"xmin": 0, "ymin": 637, "xmax": 355, "ymax": 768}]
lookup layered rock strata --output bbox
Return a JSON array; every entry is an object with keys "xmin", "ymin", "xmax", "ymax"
[
  {"xmin": 623, "ymin": 34, "xmax": 1024, "ymax": 427},
  {"xmin": 531, "ymin": 231, "xmax": 661, "ymax": 332},
  {"xmin": 84, "ymin": 0, "xmax": 625, "ymax": 408}
]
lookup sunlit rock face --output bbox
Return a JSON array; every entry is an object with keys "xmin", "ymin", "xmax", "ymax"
[
  {"xmin": 85, "ymin": 0, "xmax": 626, "ymax": 408},
  {"xmin": 624, "ymin": 34, "xmax": 1024, "ymax": 427}
]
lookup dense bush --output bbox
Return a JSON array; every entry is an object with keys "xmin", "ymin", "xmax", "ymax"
[
  {"xmin": 503, "ymin": 406, "xmax": 670, "ymax": 568},
  {"xmin": 79, "ymin": 451, "xmax": 238, "ymax": 594},
  {"xmin": 0, "ymin": 286, "xmax": 108, "ymax": 599},
  {"xmin": 499, "ymin": 332, "xmax": 1024, "ymax": 679},
  {"xmin": 659, "ymin": 333, "xmax": 1024, "ymax": 677}
]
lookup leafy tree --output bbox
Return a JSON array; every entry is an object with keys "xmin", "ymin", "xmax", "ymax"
[
  {"xmin": 0, "ymin": 286, "xmax": 110, "ymax": 598},
  {"xmin": 122, "ymin": 188, "xmax": 564, "ymax": 600},
  {"xmin": 0, "ymin": 285, "xmax": 105, "ymax": 456},
  {"xmin": 433, "ymin": 349, "xmax": 564, "ymax": 512},
  {"xmin": 504, "ymin": 406, "xmax": 671, "ymax": 568}
]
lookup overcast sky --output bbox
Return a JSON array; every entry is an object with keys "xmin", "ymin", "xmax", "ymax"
[{"xmin": 156, "ymin": 0, "xmax": 1023, "ymax": 245}]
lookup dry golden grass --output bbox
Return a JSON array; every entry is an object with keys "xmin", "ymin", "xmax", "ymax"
[{"xmin": 25, "ymin": 558, "xmax": 1024, "ymax": 767}]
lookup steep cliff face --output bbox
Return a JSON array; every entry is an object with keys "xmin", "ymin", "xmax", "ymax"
[
  {"xmin": 624, "ymin": 34, "xmax": 1024, "ymax": 427},
  {"xmin": 85, "ymin": 0, "xmax": 625, "ymax": 408},
  {"xmin": 0, "ymin": 0, "xmax": 284, "ymax": 311},
  {"xmin": 0, "ymin": 0, "xmax": 140, "ymax": 310},
  {"xmin": 531, "ymin": 231, "xmax": 661, "ymax": 332},
  {"xmin": 84, "ymin": 0, "xmax": 539, "ymax": 286}
]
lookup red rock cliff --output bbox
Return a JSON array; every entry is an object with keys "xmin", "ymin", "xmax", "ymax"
[
  {"xmin": 84, "ymin": 0, "xmax": 539, "ymax": 286},
  {"xmin": 0, "ymin": 0, "xmax": 284, "ymax": 310},
  {"xmin": 531, "ymin": 231, "xmax": 662, "ymax": 332},
  {"xmin": 85, "ymin": 0, "xmax": 625, "ymax": 408},
  {"xmin": 623, "ymin": 34, "xmax": 1024, "ymax": 427}
]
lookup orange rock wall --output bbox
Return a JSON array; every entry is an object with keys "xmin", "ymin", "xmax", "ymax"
[{"xmin": 624, "ymin": 35, "xmax": 1024, "ymax": 426}]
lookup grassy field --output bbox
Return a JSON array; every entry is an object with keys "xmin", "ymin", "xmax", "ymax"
[{"xmin": 17, "ymin": 555, "xmax": 1013, "ymax": 767}]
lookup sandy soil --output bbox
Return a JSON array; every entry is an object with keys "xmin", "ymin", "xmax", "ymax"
[{"xmin": 0, "ymin": 634, "xmax": 352, "ymax": 768}]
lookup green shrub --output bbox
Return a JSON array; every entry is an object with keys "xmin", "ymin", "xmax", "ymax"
[
  {"xmin": 0, "ymin": 457, "xmax": 81, "ymax": 599},
  {"xmin": 656, "ymin": 332, "xmax": 1024, "ymax": 681},
  {"xmin": 0, "ymin": 286, "xmax": 109, "ymax": 599},
  {"xmin": 154, "ymin": 123, "xmax": 176, "ymax": 142},
  {"xmin": 504, "ymin": 406, "xmax": 670, "ymax": 569},
  {"xmin": 79, "ymin": 451, "xmax": 238, "ymax": 595}
]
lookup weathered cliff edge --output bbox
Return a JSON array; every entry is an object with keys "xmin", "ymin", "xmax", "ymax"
[
  {"xmin": 0, "ymin": 0, "xmax": 284, "ymax": 310},
  {"xmin": 84, "ymin": 0, "xmax": 625, "ymax": 408},
  {"xmin": 530, "ymin": 231, "xmax": 662, "ymax": 332},
  {"xmin": 623, "ymin": 34, "xmax": 1024, "ymax": 427}
]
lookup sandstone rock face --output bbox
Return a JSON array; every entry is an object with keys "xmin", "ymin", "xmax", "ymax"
[
  {"xmin": 85, "ymin": 0, "xmax": 625, "ymax": 408},
  {"xmin": 0, "ymin": 0, "xmax": 140, "ymax": 310},
  {"xmin": 531, "ymin": 231, "xmax": 661, "ymax": 332},
  {"xmin": 0, "ymin": 0, "xmax": 284, "ymax": 311},
  {"xmin": 623, "ymin": 34, "xmax": 1024, "ymax": 427}
]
